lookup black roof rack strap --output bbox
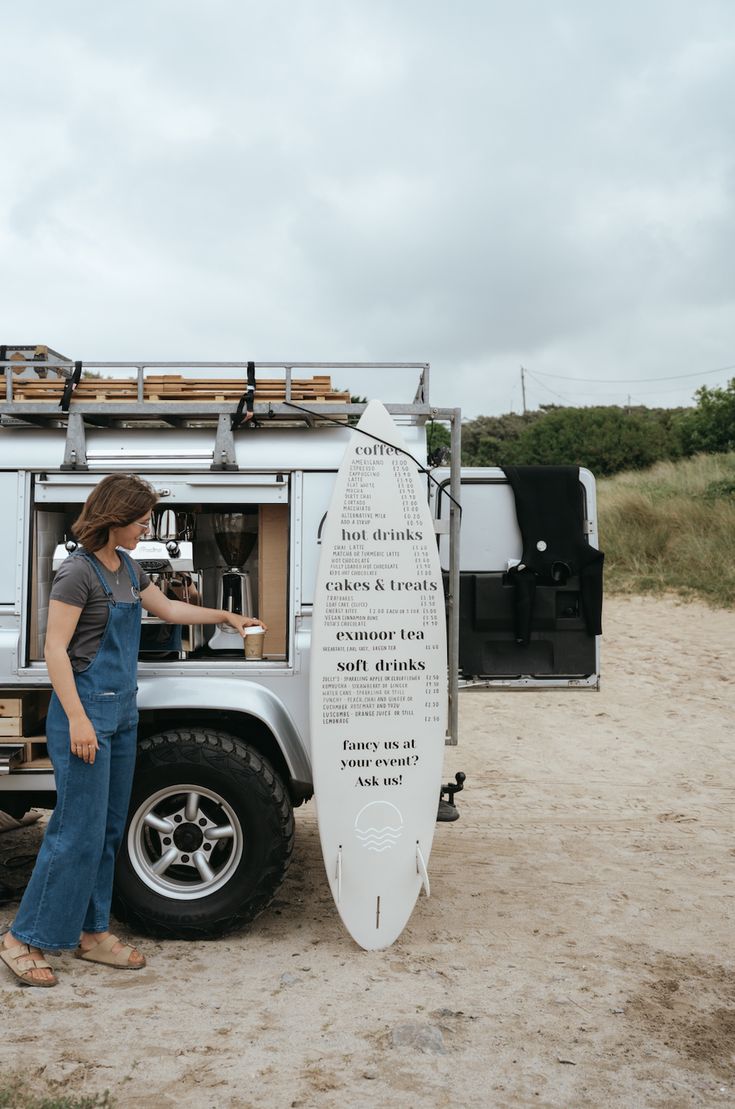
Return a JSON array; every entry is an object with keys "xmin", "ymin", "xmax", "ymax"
[
  {"xmin": 59, "ymin": 360, "xmax": 83, "ymax": 412},
  {"xmin": 232, "ymin": 360, "xmax": 256, "ymax": 429}
]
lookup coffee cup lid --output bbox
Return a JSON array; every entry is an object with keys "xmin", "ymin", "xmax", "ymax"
[{"xmin": 243, "ymin": 625, "xmax": 265, "ymax": 635}]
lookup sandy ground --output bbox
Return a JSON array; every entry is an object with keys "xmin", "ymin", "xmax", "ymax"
[{"xmin": 1, "ymin": 595, "xmax": 733, "ymax": 1109}]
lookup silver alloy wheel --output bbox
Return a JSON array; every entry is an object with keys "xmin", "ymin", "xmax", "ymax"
[{"xmin": 127, "ymin": 783, "xmax": 244, "ymax": 901}]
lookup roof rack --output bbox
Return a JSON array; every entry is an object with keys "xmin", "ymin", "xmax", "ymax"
[{"xmin": 1, "ymin": 359, "xmax": 442, "ymax": 470}]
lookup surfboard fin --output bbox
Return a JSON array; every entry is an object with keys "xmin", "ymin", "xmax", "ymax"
[
  {"xmin": 335, "ymin": 847, "xmax": 342, "ymax": 905},
  {"xmin": 416, "ymin": 843, "xmax": 430, "ymax": 897}
]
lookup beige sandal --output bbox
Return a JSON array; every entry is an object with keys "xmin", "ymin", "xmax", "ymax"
[
  {"xmin": 74, "ymin": 933, "xmax": 145, "ymax": 969},
  {"xmin": 1, "ymin": 942, "xmax": 58, "ymax": 987}
]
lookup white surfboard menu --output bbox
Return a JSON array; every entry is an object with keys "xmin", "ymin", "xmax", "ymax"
[{"xmin": 309, "ymin": 400, "xmax": 448, "ymax": 950}]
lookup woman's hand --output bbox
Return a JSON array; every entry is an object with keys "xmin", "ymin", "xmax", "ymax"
[
  {"xmin": 223, "ymin": 614, "xmax": 268, "ymax": 636},
  {"xmin": 69, "ymin": 714, "xmax": 100, "ymax": 765}
]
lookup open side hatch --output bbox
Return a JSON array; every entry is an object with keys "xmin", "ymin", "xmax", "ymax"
[{"xmin": 435, "ymin": 467, "xmax": 601, "ymax": 689}]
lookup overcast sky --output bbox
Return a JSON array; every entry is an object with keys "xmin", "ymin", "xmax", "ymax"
[{"xmin": 2, "ymin": 1, "xmax": 734, "ymax": 419}]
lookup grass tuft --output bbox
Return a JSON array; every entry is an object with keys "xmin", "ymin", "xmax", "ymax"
[
  {"xmin": 598, "ymin": 452, "xmax": 735, "ymax": 607},
  {"xmin": 0, "ymin": 1078, "xmax": 113, "ymax": 1109}
]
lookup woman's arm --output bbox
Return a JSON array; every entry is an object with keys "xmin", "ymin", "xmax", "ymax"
[
  {"xmin": 140, "ymin": 582, "xmax": 267, "ymax": 634},
  {"xmin": 44, "ymin": 600, "xmax": 99, "ymax": 763}
]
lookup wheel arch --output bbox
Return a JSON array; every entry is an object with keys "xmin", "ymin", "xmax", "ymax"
[{"xmin": 135, "ymin": 679, "xmax": 312, "ymax": 805}]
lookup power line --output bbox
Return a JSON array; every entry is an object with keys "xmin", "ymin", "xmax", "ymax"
[
  {"xmin": 525, "ymin": 372, "xmax": 573, "ymax": 403},
  {"xmin": 524, "ymin": 369, "xmax": 727, "ymax": 405},
  {"xmin": 530, "ymin": 362, "xmax": 735, "ymax": 384},
  {"xmin": 629, "ymin": 382, "xmax": 722, "ymax": 398}
]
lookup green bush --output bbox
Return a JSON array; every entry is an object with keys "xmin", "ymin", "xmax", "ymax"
[
  {"xmin": 513, "ymin": 405, "xmax": 678, "ymax": 475},
  {"xmin": 426, "ymin": 419, "xmax": 451, "ymax": 462},
  {"xmin": 677, "ymin": 378, "xmax": 735, "ymax": 455},
  {"xmin": 460, "ymin": 411, "xmax": 541, "ymax": 466},
  {"xmin": 460, "ymin": 405, "xmax": 688, "ymax": 474}
]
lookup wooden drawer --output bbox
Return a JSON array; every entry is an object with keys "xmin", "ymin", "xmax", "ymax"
[{"xmin": 0, "ymin": 692, "xmax": 50, "ymax": 737}]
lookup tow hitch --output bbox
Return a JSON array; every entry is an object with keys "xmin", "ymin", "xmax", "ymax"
[{"xmin": 436, "ymin": 771, "xmax": 466, "ymax": 823}]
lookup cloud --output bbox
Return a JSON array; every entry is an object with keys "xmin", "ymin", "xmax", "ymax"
[{"xmin": 1, "ymin": 1, "xmax": 734, "ymax": 417}]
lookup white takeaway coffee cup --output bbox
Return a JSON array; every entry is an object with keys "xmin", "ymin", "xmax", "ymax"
[{"xmin": 243, "ymin": 625, "xmax": 265, "ymax": 660}]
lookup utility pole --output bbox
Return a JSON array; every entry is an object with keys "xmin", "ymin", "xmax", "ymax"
[{"xmin": 520, "ymin": 366, "xmax": 527, "ymax": 415}]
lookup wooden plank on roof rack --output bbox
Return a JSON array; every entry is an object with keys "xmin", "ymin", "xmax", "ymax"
[{"xmin": 7, "ymin": 374, "xmax": 351, "ymax": 405}]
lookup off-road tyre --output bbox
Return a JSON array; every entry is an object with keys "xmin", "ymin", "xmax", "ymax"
[{"xmin": 113, "ymin": 728, "xmax": 294, "ymax": 939}]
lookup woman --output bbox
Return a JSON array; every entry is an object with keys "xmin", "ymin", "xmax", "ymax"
[{"xmin": 0, "ymin": 474, "xmax": 265, "ymax": 987}]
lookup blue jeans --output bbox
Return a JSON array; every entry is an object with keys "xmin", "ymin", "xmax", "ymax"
[{"xmin": 11, "ymin": 690, "xmax": 138, "ymax": 950}]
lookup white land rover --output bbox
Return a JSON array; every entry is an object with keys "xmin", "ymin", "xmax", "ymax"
[{"xmin": 0, "ymin": 350, "xmax": 601, "ymax": 937}]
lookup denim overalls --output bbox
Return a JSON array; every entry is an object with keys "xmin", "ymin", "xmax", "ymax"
[{"xmin": 12, "ymin": 550, "xmax": 142, "ymax": 950}]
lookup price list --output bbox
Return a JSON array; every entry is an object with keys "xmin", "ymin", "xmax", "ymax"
[{"xmin": 315, "ymin": 437, "xmax": 447, "ymax": 790}]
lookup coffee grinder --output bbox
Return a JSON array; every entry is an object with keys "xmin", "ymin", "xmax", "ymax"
[{"xmin": 208, "ymin": 510, "xmax": 258, "ymax": 651}]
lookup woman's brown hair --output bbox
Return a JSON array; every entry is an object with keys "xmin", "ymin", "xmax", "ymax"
[{"xmin": 73, "ymin": 474, "xmax": 158, "ymax": 551}]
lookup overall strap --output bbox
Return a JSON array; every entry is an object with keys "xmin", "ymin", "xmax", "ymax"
[
  {"xmin": 117, "ymin": 550, "xmax": 141, "ymax": 593},
  {"xmin": 77, "ymin": 550, "xmax": 115, "ymax": 603}
]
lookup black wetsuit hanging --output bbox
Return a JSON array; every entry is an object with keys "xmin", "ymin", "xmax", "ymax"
[{"xmin": 501, "ymin": 466, "xmax": 604, "ymax": 646}]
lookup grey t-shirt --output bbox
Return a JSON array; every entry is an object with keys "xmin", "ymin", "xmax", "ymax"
[{"xmin": 50, "ymin": 552, "xmax": 150, "ymax": 672}]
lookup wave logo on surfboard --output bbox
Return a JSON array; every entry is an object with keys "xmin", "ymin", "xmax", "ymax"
[{"xmin": 354, "ymin": 801, "xmax": 404, "ymax": 853}]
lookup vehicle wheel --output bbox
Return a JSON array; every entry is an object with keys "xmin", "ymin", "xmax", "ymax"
[{"xmin": 113, "ymin": 728, "xmax": 294, "ymax": 939}]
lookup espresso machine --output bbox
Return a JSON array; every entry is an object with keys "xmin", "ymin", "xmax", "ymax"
[{"xmin": 208, "ymin": 510, "xmax": 258, "ymax": 651}]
